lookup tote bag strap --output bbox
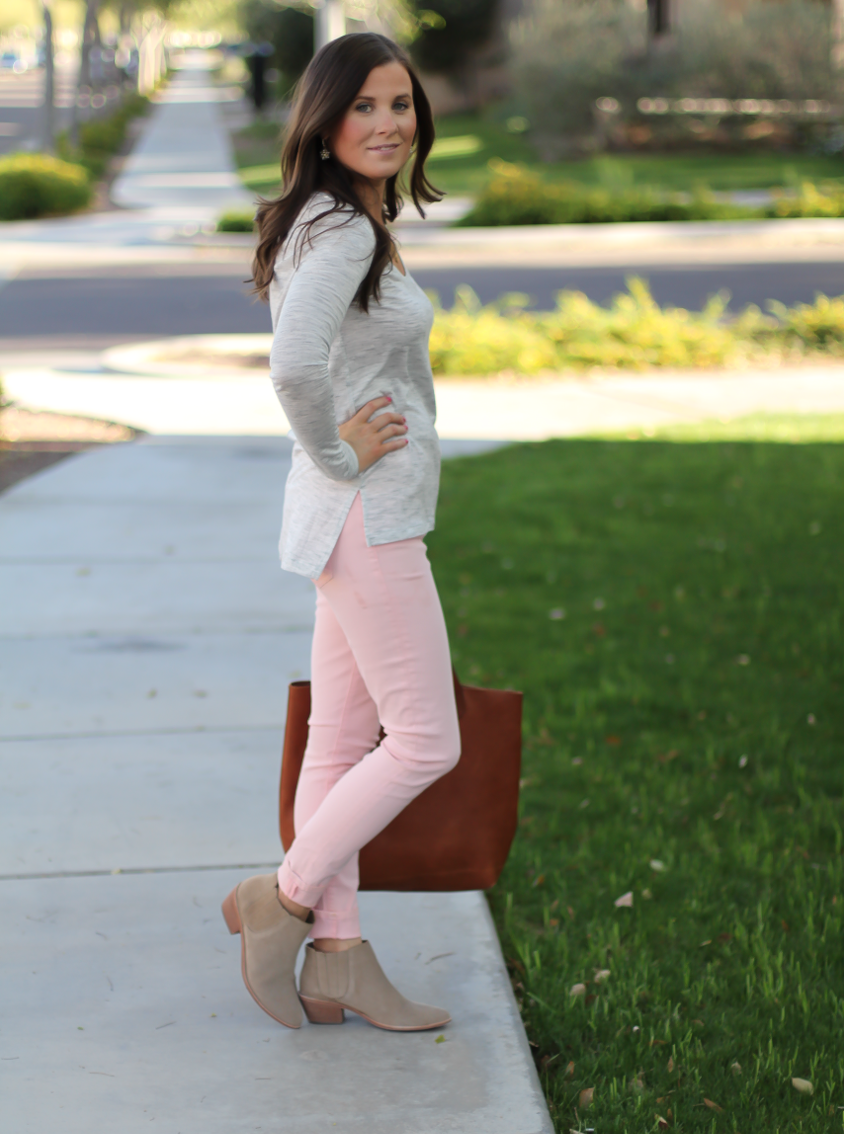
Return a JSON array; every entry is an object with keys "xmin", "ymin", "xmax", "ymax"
[{"xmin": 452, "ymin": 666, "xmax": 467, "ymax": 719}]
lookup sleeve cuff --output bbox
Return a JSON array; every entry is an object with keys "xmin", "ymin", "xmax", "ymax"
[{"xmin": 339, "ymin": 439, "xmax": 360, "ymax": 480}]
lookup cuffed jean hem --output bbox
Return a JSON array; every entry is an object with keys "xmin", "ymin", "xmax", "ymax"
[
  {"xmin": 311, "ymin": 908, "xmax": 362, "ymax": 941},
  {"xmin": 276, "ymin": 863, "xmax": 362, "ymax": 939},
  {"xmin": 277, "ymin": 860, "xmax": 324, "ymax": 912}
]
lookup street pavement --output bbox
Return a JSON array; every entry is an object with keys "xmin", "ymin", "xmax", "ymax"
[
  {"xmin": 0, "ymin": 62, "xmax": 76, "ymax": 156},
  {"xmin": 3, "ymin": 260, "xmax": 844, "ymax": 346}
]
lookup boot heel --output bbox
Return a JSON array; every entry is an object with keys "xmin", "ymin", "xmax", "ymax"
[
  {"xmin": 221, "ymin": 888, "xmax": 241, "ymax": 935},
  {"xmin": 300, "ymin": 995, "xmax": 344, "ymax": 1025}
]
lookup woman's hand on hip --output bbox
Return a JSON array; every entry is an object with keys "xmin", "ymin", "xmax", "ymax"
[{"xmin": 339, "ymin": 396, "xmax": 408, "ymax": 474}]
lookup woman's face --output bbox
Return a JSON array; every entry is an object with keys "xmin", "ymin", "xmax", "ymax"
[{"xmin": 330, "ymin": 61, "xmax": 416, "ymax": 185}]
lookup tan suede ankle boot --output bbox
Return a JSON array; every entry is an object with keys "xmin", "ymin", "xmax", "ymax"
[
  {"xmin": 221, "ymin": 874, "xmax": 311, "ymax": 1028},
  {"xmin": 298, "ymin": 941, "xmax": 451, "ymax": 1031}
]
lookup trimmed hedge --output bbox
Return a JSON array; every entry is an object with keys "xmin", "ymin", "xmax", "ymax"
[
  {"xmin": 58, "ymin": 93, "xmax": 149, "ymax": 178},
  {"xmin": 457, "ymin": 164, "xmax": 844, "ymax": 228},
  {"xmin": 768, "ymin": 180, "xmax": 844, "ymax": 218},
  {"xmin": 0, "ymin": 153, "xmax": 91, "ymax": 221},
  {"xmin": 456, "ymin": 163, "xmax": 756, "ymax": 227},
  {"xmin": 427, "ymin": 277, "xmax": 844, "ymax": 375},
  {"xmin": 216, "ymin": 210, "xmax": 256, "ymax": 233}
]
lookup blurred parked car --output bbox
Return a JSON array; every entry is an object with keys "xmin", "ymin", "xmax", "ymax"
[{"xmin": 1, "ymin": 51, "xmax": 27, "ymax": 73}]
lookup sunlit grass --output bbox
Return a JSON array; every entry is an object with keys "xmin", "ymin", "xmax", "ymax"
[
  {"xmin": 429, "ymin": 431, "xmax": 844, "ymax": 1133},
  {"xmin": 630, "ymin": 413, "xmax": 844, "ymax": 445},
  {"xmin": 229, "ymin": 109, "xmax": 844, "ymax": 202}
]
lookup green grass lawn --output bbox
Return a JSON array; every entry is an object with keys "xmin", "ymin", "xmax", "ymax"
[
  {"xmin": 230, "ymin": 111, "xmax": 844, "ymax": 201},
  {"xmin": 428, "ymin": 416, "xmax": 843, "ymax": 1133}
]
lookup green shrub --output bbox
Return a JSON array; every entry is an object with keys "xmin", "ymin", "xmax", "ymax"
[
  {"xmin": 58, "ymin": 94, "xmax": 149, "ymax": 179},
  {"xmin": 769, "ymin": 293, "xmax": 844, "ymax": 350},
  {"xmin": 428, "ymin": 286, "xmax": 561, "ymax": 374},
  {"xmin": 429, "ymin": 279, "xmax": 738, "ymax": 374},
  {"xmin": 767, "ymin": 181, "xmax": 844, "ymax": 218},
  {"xmin": 79, "ymin": 116, "xmax": 125, "ymax": 155},
  {"xmin": 216, "ymin": 210, "xmax": 256, "ymax": 233},
  {"xmin": 457, "ymin": 163, "xmax": 756, "ymax": 227},
  {"xmin": 0, "ymin": 153, "xmax": 91, "ymax": 221},
  {"xmin": 542, "ymin": 278, "xmax": 738, "ymax": 369},
  {"xmin": 429, "ymin": 278, "xmax": 844, "ymax": 375}
]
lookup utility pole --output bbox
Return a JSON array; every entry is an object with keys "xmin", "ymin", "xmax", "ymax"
[
  {"xmin": 314, "ymin": 0, "xmax": 346, "ymax": 52},
  {"xmin": 41, "ymin": 0, "xmax": 54, "ymax": 153}
]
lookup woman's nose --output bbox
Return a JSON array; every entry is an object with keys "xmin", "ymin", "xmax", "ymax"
[{"xmin": 374, "ymin": 110, "xmax": 400, "ymax": 135}]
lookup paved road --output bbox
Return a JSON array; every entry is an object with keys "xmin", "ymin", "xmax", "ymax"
[
  {"xmin": 0, "ymin": 66, "xmax": 76, "ymax": 155},
  {"xmin": 2, "ymin": 259, "xmax": 844, "ymax": 339},
  {"xmin": 0, "ymin": 271, "xmax": 271, "ymax": 338}
]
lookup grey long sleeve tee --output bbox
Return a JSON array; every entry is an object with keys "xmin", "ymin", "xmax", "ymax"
[{"xmin": 269, "ymin": 193, "xmax": 441, "ymax": 579}]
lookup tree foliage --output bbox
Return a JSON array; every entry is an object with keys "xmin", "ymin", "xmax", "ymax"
[
  {"xmin": 408, "ymin": 0, "xmax": 498, "ymax": 74},
  {"xmin": 239, "ymin": 0, "xmax": 314, "ymax": 90}
]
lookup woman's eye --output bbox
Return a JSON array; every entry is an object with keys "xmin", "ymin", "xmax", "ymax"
[
  {"xmin": 394, "ymin": 102, "xmax": 410, "ymax": 112},
  {"xmin": 355, "ymin": 102, "xmax": 371, "ymax": 112}
]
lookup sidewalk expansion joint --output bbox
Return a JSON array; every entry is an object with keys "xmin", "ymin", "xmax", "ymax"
[
  {"xmin": 0, "ymin": 862, "xmax": 279, "ymax": 882},
  {"xmin": 1, "ymin": 723, "xmax": 285, "ymax": 742}
]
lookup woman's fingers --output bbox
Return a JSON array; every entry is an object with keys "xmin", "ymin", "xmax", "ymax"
[
  {"xmin": 338, "ymin": 398, "xmax": 409, "ymax": 472},
  {"xmin": 355, "ymin": 395, "xmax": 393, "ymax": 422},
  {"xmin": 375, "ymin": 421, "xmax": 408, "ymax": 440}
]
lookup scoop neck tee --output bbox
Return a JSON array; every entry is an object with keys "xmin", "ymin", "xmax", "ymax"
[{"xmin": 268, "ymin": 193, "xmax": 441, "ymax": 580}]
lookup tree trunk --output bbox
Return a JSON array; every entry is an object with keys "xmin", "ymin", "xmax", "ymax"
[
  {"xmin": 832, "ymin": 0, "xmax": 844, "ymax": 71},
  {"xmin": 70, "ymin": 0, "xmax": 100, "ymax": 145},
  {"xmin": 648, "ymin": 0, "xmax": 671, "ymax": 39},
  {"xmin": 314, "ymin": 0, "xmax": 346, "ymax": 52},
  {"xmin": 41, "ymin": 1, "xmax": 54, "ymax": 153}
]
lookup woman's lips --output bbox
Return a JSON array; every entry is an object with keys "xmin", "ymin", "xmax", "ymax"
[{"xmin": 368, "ymin": 144, "xmax": 400, "ymax": 153}]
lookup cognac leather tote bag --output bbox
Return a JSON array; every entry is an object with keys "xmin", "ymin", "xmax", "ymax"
[{"xmin": 279, "ymin": 670, "xmax": 522, "ymax": 891}]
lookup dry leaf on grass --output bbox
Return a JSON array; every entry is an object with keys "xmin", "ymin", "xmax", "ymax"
[
  {"xmin": 570, "ymin": 982, "xmax": 587, "ymax": 997},
  {"xmin": 614, "ymin": 891, "xmax": 634, "ymax": 908},
  {"xmin": 703, "ymin": 1098, "xmax": 723, "ymax": 1112},
  {"xmin": 792, "ymin": 1078, "xmax": 814, "ymax": 1095},
  {"xmin": 565, "ymin": 1060, "xmax": 575, "ymax": 1079},
  {"xmin": 667, "ymin": 1056, "xmax": 675, "ymax": 1073},
  {"xmin": 629, "ymin": 1077, "xmax": 645, "ymax": 1094},
  {"xmin": 578, "ymin": 1086, "xmax": 594, "ymax": 1109},
  {"xmin": 656, "ymin": 1116, "xmax": 670, "ymax": 1130},
  {"xmin": 649, "ymin": 859, "xmax": 666, "ymax": 872},
  {"xmin": 731, "ymin": 1061, "xmax": 742, "ymax": 1075},
  {"xmin": 593, "ymin": 969, "xmax": 611, "ymax": 983}
]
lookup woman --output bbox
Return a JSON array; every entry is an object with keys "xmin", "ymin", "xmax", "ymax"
[{"xmin": 221, "ymin": 33, "xmax": 461, "ymax": 1033}]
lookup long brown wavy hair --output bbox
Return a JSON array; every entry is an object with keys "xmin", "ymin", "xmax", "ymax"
[{"xmin": 251, "ymin": 33, "xmax": 442, "ymax": 311}]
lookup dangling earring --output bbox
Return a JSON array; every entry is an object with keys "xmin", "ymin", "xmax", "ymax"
[{"xmin": 320, "ymin": 139, "xmax": 330, "ymax": 161}]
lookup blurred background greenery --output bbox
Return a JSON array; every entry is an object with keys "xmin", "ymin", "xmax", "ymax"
[{"xmin": 6, "ymin": 0, "xmax": 844, "ymax": 222}]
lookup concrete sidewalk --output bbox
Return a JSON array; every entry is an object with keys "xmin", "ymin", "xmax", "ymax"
[
  {"xmin": 110, "ymin": 62, "xmax": 251, "ymax": 215},
  {"xmin": 0, "ymin": 435, "xmax": 551, "ymax": 1134},
  {"xmin": 0, "ymin": 53, "xmax": 253, "ymax": 274}
]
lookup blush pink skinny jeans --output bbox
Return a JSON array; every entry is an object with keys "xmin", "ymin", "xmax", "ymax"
[{"xmin": 277, "ymin": 492, "xmax": 461, "ymax": 939}]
